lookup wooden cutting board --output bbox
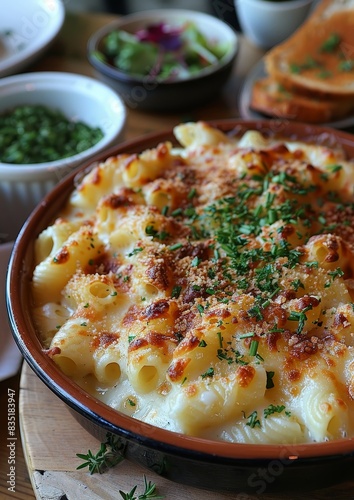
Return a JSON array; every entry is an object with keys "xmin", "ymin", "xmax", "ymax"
[{"xmin": 19, "ymin": 362, "xmax": 354, "ymax": 500}]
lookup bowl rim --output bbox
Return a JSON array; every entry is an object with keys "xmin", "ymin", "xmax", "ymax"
[
  {"xmin": 0, "ymin": 71, "xmax": 127, "ymax": 176},
  {"xmin": 237, "ymin": 0, "xmax": 314, "ymax": 11},
  {"xmin": 87, "ymin": 8, "xmax": 239, "ymax": 86},
  {"xmin": 0, "ymin": 0, "xmax": 66, "ymax": 78},
  {"xmin": 7, "ymin": 119, "xmax": 354, "ymax": 463}
]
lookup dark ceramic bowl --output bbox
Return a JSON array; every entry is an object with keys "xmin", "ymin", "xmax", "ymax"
[
  {"xmin": 7, "ymin": 120, "xmax": 354, "ymax": 495},
  {"xmin": 87, "ymin": 9, "xmax": 239, "ymax": 112}
]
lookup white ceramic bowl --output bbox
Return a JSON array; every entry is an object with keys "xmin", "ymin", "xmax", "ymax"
[
  {"xmin": 235, "ymin": 0, "xmax": 315, "ymax": 49},
  {"xmin": 0, "ymin": 0, "xmax": 65, "ymax": 77},
  {"xmin": 0, "ymin": 71, "xmax": 126, "ymax": 242},
  {"xmin": 87, "ymin": 9, "xmax": 239, "ymax": 111}
]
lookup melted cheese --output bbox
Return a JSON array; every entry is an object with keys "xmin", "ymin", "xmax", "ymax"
[{"xmin": 32, "ymin": 121, "xmax": 354, "ymax": 443}]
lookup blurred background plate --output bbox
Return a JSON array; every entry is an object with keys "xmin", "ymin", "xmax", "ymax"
[
  {"xmin": 0, "ymin": 0, "xmax": 65, "ymax": 78},
  {"xmin": 239, "ymin": 58, "xmax": 354, "ymax": 130},
  {"xmin": 0, "ymin": 242, "xmax": 22, "ymax": 381}
]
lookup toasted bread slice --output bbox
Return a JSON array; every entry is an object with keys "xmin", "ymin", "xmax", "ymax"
[
  {"xmin": 265, "ymin": 0, "xmax": 354, "ymax": 98},
  {"xmin": 250, "ymin": 76, "xmax": 354, "ymax": 123}
]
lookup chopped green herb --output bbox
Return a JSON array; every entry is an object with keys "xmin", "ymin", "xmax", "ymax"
[
  {"xmin": 169, "ymin": 243, "xmax": 183, "ymax": 251},
  {"xmin": 76, "ymin": 432, "xmax": 125, "ymax": 474},
  {"xmin": 327, "ymin": 267, "xmax": 344, "ymax": 281},
  {"xmin": 264, "ymin": 404, "xmax": 286, "ymax": 418},
  {"xmin": 339, "ymin": 60, "xmax": 354, "ymax": 72},
  {"xmin": 188, "ymin": 187, "xmax": 197, "ymax": 199},
  {"xmin": 171, "ymin": 208, "xmax": 183, "ymax": 217},
  {"xmin": 245, "ymin": 410, "xmax": 261, "ymax": 428},
  {"xmin": 119, "ymin": 475, "xmax": 164, "ymax": 499},
  {"xmin": 0, "ymin": 104, "xmax": 104, "ymax": 164},
  {"xmin": 171, "ymin": 285, "xmax": 182, "ymax": 299},
  {"xmin": 128, "ymin": 247, "xmax": 144, "ymax": 257},
  {"xmin": 288, "ymin": 305, "xmax": 313, "ymax": 334},
  {"xmin": 217, "ymin": 331, "xmax": 223, "ymax": 348},
  {"xmin": 320, "ymin": 33, "xmax": 341, "ymax": 53},
  {"xmin": 201, "ymin": 367, "xmax": 214, "ymax": 379},
  {"xmin": 249, "ymin": 340, "xmax": 259, "ymax": 356},
  {"xmin": 326, "ymin": 164, "xmax": 343, "ymax": 174},
  {"xmin": 239, "ymin": 332, "xmax": 255, "ymax": 339},
  {"xmin": 306, "ymin": 261, "xmax": 319, "ymax": 268},
  {"xmin": 196, "ymin": 303, "xmax": 204, "ymax": 315},
  {"xmin": 266, "ymin": 371, "xmax": 275, "ymax": 389}
]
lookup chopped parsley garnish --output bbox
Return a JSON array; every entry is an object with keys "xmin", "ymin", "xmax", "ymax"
[
  {"xmin": 327, "ymin": 267, "xmax": 344, "ymax": 281},
  {"xmin": 191, "ymin": 256, "xmax": 201, "ymax": 267},
  {"xmin": 245, "ymin": 410, "xmax": 261, "ymax": 428},
  {"xmin": 339, "ymin": 60, "xmax": 354, "ymax": 72},
  {"xmin": 171, "ymin": 285, "xmax": 182, "ymax": 299},
  {"xmin": 217, "ymin": 346, "xmax": 247, "ymax": 365},
  {"xmin": 264, "ymin": 404, "xmax": 286, "ymax": 418},
  {"xmin": 145, "ymin": 225, "xmax": 169, "ymax": 240},
  {"xmin": 320, "ymin": 33, "xmax": 341, "ymax": 53},
  {"xmin": 196, "ymin": 304, "xmax": 204, "ymax": 315},
  {"xmin": 288, "ymin": 305, "xmax": 313, "ymax": 334},
  {"xmin": 248, "ymin": 305, "xmax": 263, "ymax": 321},
  {"xmin": 127, "ymin": 247, "xmax": 144, "ymax": 257},
  {"xmin": 291, "ymin": 278, "xmax": 305, "ymax": 292},
  {"xmin": 266, "ymin": 371, "xmax": 275, "ymax": 389},
  {"xmin": 201, "ymin": 367, "xmax": 214, "ymax": 379}
]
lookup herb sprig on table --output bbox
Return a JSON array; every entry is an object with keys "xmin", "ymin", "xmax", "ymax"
[
  {"xmin": 76, "ymin": 433, "xmax": 164, "ymax": 499},
  {"xmin": 76, "ymin": 432, "xmax": 125, "ymax": 474},
  {"xmin": 119, "ymin": 476, "xmax": 164, "ymax": 500}
]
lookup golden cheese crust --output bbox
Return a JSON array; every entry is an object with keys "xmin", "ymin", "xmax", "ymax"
[{"xmin": 32, "ymin": 122, "xmax": 354, "ymax": 444}]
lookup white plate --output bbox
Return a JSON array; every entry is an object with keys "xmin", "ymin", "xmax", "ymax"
[
  {"xmin": 239, "ymin": 58, "xmax": 354, "ymax": 129},
  {"xmin": 0, "ymin": 242, "xmax": 22, "ymax": 381},
  {"xmin": 0, "ymin": 0, "xmax": 65, "ymax": 78}
]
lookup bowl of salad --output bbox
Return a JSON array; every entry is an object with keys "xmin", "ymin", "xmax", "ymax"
[{"xmin": 87, "ymin": 9, "xmax": 239, "ymax": 112}]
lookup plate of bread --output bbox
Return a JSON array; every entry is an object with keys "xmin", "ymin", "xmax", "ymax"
[{"xmin": 240, "ymin": 0, "xmax": 354, "ymax": 127}]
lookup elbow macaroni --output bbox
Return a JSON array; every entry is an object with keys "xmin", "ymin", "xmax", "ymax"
[{"xmin": 32, "ymin": 122, "xmax": 354, "ymax": 443}]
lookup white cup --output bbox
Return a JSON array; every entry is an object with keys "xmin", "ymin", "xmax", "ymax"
[{"xmin": 235, "ymin": 0, "xmax": 315, "ymax": 49}]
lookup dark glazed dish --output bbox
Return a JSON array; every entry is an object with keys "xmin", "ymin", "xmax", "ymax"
[{"xmin": 7, "ymin": 120, "xmax": 354, "ymax": 494}]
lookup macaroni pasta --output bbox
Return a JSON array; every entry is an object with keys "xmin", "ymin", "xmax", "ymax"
[{"xmin": 32, "ymin": 122, "xmax": 354, "ymax": 444}]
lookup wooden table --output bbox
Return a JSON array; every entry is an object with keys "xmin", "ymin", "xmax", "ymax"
[
  {"xmin": 1, "ymin": 9, "xmax": 353, "ymax": 500},
  {"xmin": 16, "ymin": 363, "xmax": 354, "ymax": 500}
]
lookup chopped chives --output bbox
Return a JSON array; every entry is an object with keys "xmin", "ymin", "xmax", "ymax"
[
  {"xmin": 249, "ymin": 340, "xmax": 259, "ymax": 356},
  {"xmin": 169, "ymin": 243, "xmax": 183, "ymax": 251}
]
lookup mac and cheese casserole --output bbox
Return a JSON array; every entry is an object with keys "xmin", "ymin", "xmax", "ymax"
[{"xmin": 32, "ymin": 122, "xmax": 354, "ymax": 444}]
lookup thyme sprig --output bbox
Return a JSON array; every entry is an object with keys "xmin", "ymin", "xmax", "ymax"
[
  {"xmin": 76, "ymin": 432, "xmax": 125, "ymax": 474},
  {"xmin": 77, "ymin": 435, "xmax": 164, "ymax": 498},
  {"xmin": 119, "ymin": 475, "xmax": 164, "ymax": 499}
]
